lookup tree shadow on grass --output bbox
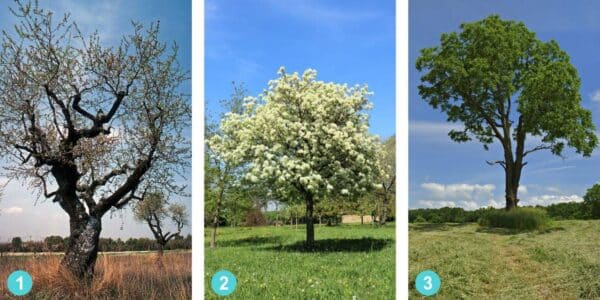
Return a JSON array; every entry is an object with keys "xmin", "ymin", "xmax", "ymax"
[
  {"xmin": 409, "ymin": 223, "xmax": 471, "ymax": 232},
  {"xmin": 262, "ymin": 238, "xmax": 393, "ymax": 253},
  {"xmin": 217, "ymin": 236, "xmax": 283, "ymax": 247}
]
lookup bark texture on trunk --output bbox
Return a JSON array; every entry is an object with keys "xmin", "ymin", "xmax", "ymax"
[{"xmin": 61, "ymin": 216, "xmax": 101, "ymax": 280}]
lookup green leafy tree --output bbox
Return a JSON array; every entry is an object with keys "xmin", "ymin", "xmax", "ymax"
[
  {"xmin": 11, "ymin": 237, "xmax": 22, "ymax": 252},
  {"xmin": 211, "ymin": 68, "xmax": 381, "ymax": 247},
  {"xmin": 416, "ymin": 15, "xmax": 597, "ymax": 210},
  {"xmin": 583, "ymin": 184, "xmax": 600, "ymax": 219},
  {"xmin": 375, "ymin": 135, "xmax": 395, "ymax": 224},
  {"xmin": 205, "ymin": 82, "xmax": 247, "ymax": 248}
]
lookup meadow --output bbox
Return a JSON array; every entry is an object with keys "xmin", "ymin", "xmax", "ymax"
[
  {"xmin": 409, "ymin": 220, "xmax": 599, "ymax": 299},
  {"xmin": 0, "ymin": 251, "xmax": 191, "ymax": 299},
  {"xmin": 205, "ymin": 223, "xmax": 395, "ymax": 299}
]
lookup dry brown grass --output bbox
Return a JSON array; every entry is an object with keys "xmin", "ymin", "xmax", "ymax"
[{"xmin": 0, "ymin": 251, "xmax": 191, "ymax": 299}]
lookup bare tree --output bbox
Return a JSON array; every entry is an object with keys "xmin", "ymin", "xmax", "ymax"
[
  {"xmin": 133, "ymin": 192, "xmax": 188, "ymax": 258},
  {"xmin": 0, "ymin": 1, "xmax": 190, "ymax": 279}
]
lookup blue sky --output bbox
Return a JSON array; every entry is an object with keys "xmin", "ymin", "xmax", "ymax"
[
  {"xmin": 410, "ymin": 0, "xmax": 600, "ymax": 209},
  {"xmin": 0, "ymin": 0, "xmax": 191, "ymax": 240},
  {"xmin": 205, "ymin": 0, "xmax": 395, "ymax": 139}
]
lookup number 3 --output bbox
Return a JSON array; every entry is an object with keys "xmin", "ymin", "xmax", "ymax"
[
  {"xmin": 423, "ymin": 275, "xmax": 432, "ymax": 290},
  {"xmin": 219, "ymin": 275, "xmax": 229, "ymax": 291}
]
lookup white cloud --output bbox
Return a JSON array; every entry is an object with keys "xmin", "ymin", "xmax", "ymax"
[
  {"xmin": 518, "ymin": 185, "xmax": 528, "ymax": 194},
  {"xmin": 417, "ymin": 182, "xmax": 496, "ymax": 210},
  {"xmin": 521, "ymin": 194, "xmax": 584, "ymax": 206},
  {"xmin": 2, "ymin": 206, "xmax": 23, "ymax": 215},
  {"xmin": 591, "ymin": 90, "xmax": 600, "ymax": 102},
  {"xmin": 410, "ymin": 121, "xmax": 462, "ymax": 138}
]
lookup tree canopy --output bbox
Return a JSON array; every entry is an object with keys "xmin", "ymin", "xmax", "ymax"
[
  {"xmin": 416, "ymin": 15, "xmax": 597, "ymax": 209},
  {"xmin": 210, "ymin": 67, "xmax": 382, "ymax": 245}
]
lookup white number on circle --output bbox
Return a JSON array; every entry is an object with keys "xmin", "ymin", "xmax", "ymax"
[
  {"xmin": 424, "ymin": 275, "xmax": 432, "ymax": 290},
  {"xmin": 16, "ymin": 275, "xmax": 24, "ymax": 290},
  {"xmin": 219, "ymin": 275, "xmax": 229, "ymax": 291}
]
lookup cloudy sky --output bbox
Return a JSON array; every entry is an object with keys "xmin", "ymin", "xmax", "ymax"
[
  {"xmin": 410, "ymin": 0, "xmax": 600, "ymax": 210},
  {"xmin": 0, "ymin": 0, "xmax": 191, "ymax": 241},
  {"xmin": 205, "ymin": 0, "xmax": 395, "ymax": 139}
]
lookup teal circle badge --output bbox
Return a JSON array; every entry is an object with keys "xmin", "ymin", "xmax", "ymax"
[
  {"xmin": 211, "ymin": 269, "xmax": 237, "ymax": 296},
  {"xmin": 416, "ymin": 270, "xmax": 441, "ymax": 296},
  {"xmin": 7, "ymin": 270, "xmax": 33, "ymax": 296}
]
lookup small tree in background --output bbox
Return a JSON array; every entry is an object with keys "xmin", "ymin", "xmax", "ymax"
[
  {"xmin": 205, "ymin": 83, "xmax": 247, "ymax": 248},
  {"xmin": 416, "ymin": 15, "xmax": 597, "ymax": 210},
  {"xmin": 11, "ymin": 237, "xmax": 23, "ymax": 252},
  {"xmin": 133, "ymin": 192, "xmax": 189, "ymax": 258},
  {"xmin": 211, "ymin": 68, "xmax": 381, "ymax": 247},
  {"xmin": 375, "ymin": 135, "xmax": 395, "ymax": 225},
  {"xmin": 584, "ymin": 184, "xmax": 600, "ymax": 219}
]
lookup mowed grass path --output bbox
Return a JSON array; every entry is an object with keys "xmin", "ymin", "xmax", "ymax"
[
  {"xmin": 205, "ymin": 223, "xmax": 395, "ymax": 299},
  {"xmin": 409, "ymin": 220, "xmax": 599, "ymax": 299}
]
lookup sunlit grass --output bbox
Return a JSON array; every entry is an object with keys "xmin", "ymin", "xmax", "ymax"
[
  {"xmin": 205, "ymin": 223, "xmax": 395, "ymax": 299},
  {"xmin": 409, "ymin": 220, "xmax": 599, "ymax": 299}
]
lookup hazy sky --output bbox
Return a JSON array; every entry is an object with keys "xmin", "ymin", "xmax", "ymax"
[
  {"xmin": 0, "ymin": 0, "xmax": 191, "ymax": 241},
  {"xmin": 410, "ymin": 0, "xmax": 600, "ymax": 209},
  {"xmin": 205, "ymin": 0, "xmax": 396, "ymax": 139}
]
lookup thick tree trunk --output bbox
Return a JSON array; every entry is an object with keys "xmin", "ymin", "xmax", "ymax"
[
  {"xmin": 305, "ymin": 193, "xmax": 314, "ymax": 247},
  {"xmin": 504, "ymin": 162, "xmax": 522, "ymax": 211},
  {"xmin": 61, "ymin": 215, "xmax": 101, "ymax": 280}
]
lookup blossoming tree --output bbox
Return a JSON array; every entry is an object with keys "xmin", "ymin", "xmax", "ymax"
[{"xmin": 210, "ymin": 68, "xmax": 381, "ymax": 246}]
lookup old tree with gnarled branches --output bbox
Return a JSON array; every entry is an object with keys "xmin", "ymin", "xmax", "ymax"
[{"xmin": 0, "ymin": 2, "xmax": 190, "ymax": 278}]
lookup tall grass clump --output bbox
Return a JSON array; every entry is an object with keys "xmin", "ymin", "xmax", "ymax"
[{"xmin": 478, "ymin": 207, "xmax": 551, "ymax": 231}]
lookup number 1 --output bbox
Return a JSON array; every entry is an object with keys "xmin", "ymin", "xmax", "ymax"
[
  {"xmin": 16, "ymin": 275, "xmax": 23, "ymax": 290},
  {"xmin": 219, "ymin": 276, "xmax": 229, "ymax": 291}
]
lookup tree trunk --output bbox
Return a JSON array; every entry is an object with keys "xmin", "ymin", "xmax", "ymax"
[
  {"xmin": 61, "ymin": 215, "xmax": 101, "ymax": 280},
  {"xmin": 211, "ymin": 213, "xmax": 218, "ymax": 248},
  {"xmin": 305, "ymin": 193, "xmax": 314, "ymax": 247},
  {"xmin": 379, "ymin": 194, "xmax": 389, "ymax": 226},
  {"xmin": 504, "ymin": 162, "xmax": 522, "ymax": 211},
  {"xmin": 361, "ymin": 215, "xmax": 364, "ymax": 225},
  {"xmin": 157, "ymin": 243, "xmax": 164, "ymax": 257}
]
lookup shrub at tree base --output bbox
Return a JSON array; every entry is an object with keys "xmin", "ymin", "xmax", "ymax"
[{"xmin": 478, "ymin": 208, "xmax": 551, "ymax": 231}]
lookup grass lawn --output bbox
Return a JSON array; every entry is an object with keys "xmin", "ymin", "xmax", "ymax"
[
  {"xmin": 205, "ymin": 223, "xmax": 395, "ymax": 299},
  {"xmin": 409, "ymin": 220, "xmax": 600, "ymax": 299}
]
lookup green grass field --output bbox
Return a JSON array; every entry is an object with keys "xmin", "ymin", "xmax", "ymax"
[
  {"xmin": 409, "ymin": 220, "xmax": 600, "ymax": 299},
  {"xmin": 205, "ymin": 223, "xmax": 395, "ymax": 299}
]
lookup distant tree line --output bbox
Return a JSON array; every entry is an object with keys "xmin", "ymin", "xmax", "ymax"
[
  {"xmin": 0, "ymin": 235, "xmax": 191, "ymax": 253},
  {"xmin": 410, "ymin": 202, "xmax": 598, "ymax": 224}
]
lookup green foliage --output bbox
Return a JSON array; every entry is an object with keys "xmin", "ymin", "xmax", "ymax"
[
  {"xmin": 584, "ymin": 184, "xmax": 600, "ymax": 219},
  {"xmin": 416, "ymin": 15, "xmax": 597, "ymax": 156},
  {"xmin": 414, "ymin": 215, "xmax": 427, "ymax": 223},
  {"xmin": 478, "ymin": 207, "xmax": 551, "ymax": 231},
  {"xmin": 11, "ymin": 237, "xmax": 22, "ymax": 251}
]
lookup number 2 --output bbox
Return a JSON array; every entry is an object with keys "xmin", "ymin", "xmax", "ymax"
[
  {"xmin": 423, "ymin": 275, "xmax": 432, "ymax": 290},
  {"xmin": 219, "ymin": 275, "xmax": 229, "ymax": 291},
  {"xmin": 16, "ymin": 275, "xmax": 24, "ymax": 290}
]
